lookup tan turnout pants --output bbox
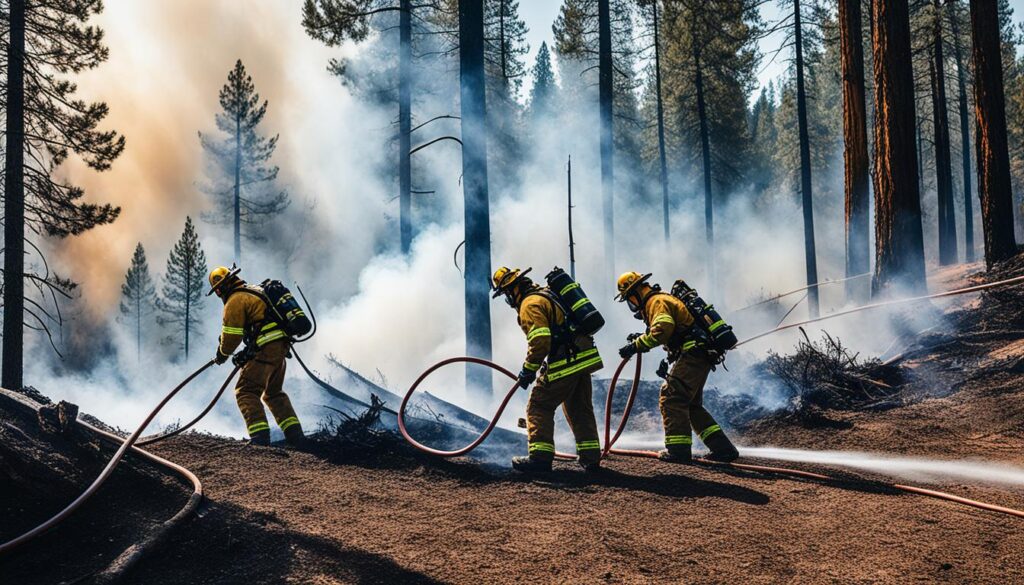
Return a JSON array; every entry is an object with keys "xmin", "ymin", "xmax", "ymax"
[
  {"xmin": 525, "ymin": 371, "xmax": 601, "ymax": 464},
  {"xmin": 234, "ymin": 340, "xmax": 300, "ymax": 437},
  {"xmin": 660, "ymin": 352, "xmax": 726, "ymax": 449}
]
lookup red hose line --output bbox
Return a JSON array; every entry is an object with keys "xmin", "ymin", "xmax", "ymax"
[{"xmin": 0, "ymin": 361, "xmax": 239, "ymax": 554}]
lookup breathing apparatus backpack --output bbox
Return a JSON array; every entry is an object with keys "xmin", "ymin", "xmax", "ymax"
[
  {"xmin": 669, "ymin": 279, "xmax": 737, "ymax": 353},
  {"xmin": 544, "ymin": 267, "xmax": 605, "ymax": 336},
  {"xmin": 258, "ymin": 279, "xmax": 313, "ymax": 338}
]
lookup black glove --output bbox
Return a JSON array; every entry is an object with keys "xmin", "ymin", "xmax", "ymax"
[
  {"xmin": 656, "ymin": 359, "xmax": 669, "ymax": 379},
  {"xmin": 618, "ymin": 341, "xmax": 639, "ymax": 359},
  {"xmin": 626, "ymin": 332, "xmax": 643, "ymax": 342},
  {"xmin": 517, "ymin": 368, "xmax": 537, "ymax": 389},
  {"xmin": 214, "ymin": 351, "xmax": 230, "ymax": 365}
]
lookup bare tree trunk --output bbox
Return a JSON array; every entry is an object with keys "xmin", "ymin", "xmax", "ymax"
[
  {"xmin": 872, "ymin": 0, "xmax": 928, "ymax": 295},
  {"xmin": 2, "ymin": 0, "xmax": 26, "ymax": 389},
  {"xmin": 931, "ymin": 0, "xmax": 958, "ymax": 265},
  {"xmin": 694, "ymin": 42, "xmax": 715, "ymax": 296},
  {"xmin": 794, "ymin": 0, "xmax": 820, "ymax": 317},
  {"xmin": 234, "ymin": 115, "xmax": 242, "ymax": 264},
  {"xmin": 950, "ymin": 0, "xmax": 975, "ymax": 262},
  {"xmin": 598, "ymin": 0, "xmax": 615, "ymax": 279},
  {"xmin": 459, "ymin": 0, "xmax": 493, "ymax": 398},
  {"xmin": 969, "ymin": 0, "xmax": 1018, "ymax": 266},
  {"xmin": 653, "ymin": 1, "xmax": 670, "ymax": 242},
  {"xmin": 568, "ymin": 156, "xmax": 576, "ymax": 279},
  {"xmin": 840, "ymin": 0, "xmax": 871, "ymax": 301},
  {"xmin": 399, "ymin": 0, "xmax": 412, "ymax": 254}
]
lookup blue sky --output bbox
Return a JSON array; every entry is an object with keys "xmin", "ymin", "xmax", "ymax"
[{"xmin": 516, "ymin": 0, "xmax": 1024, "ymax": 104}]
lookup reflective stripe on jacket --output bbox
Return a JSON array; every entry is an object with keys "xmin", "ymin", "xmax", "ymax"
[
  {"xmin": 218, "ymin": 287, "xmax": 287, "ymax": 357},
  {"xmin": 634, "ymin": 293, "xmax": 696, "ymax": 353},
  {"xmin": 517, "ymin": 291, "xmax": 603, "ymax": 379}
]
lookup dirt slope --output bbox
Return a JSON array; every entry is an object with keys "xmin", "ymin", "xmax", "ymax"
[{"xmin": 3, "ymin": 254, "xmax": 1024, "ymax": 584}]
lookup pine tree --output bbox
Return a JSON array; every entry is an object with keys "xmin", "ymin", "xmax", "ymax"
[
  {"xmin": 1, "ymin": 0, "xmax": 124, "ymax": 388},
  {"xmin": 119, "ymin": 243, "xmax": 157, "ymax": 362},
  {"xmin": 199, "ymin": 60, "xmax": 289, "ymax": 264},
  {"xmin": 484, "ymin": 0, "xmax": 530, "ymax": 194},
  {"xmin": 158, "ymin": 218, "xmax": 209, "ymax": 359},
  {"xmin": 528, "ymin": 42, "xmax": 557, "ymax": 122}
]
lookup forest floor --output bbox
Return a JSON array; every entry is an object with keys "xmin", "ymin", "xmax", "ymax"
[{"xmin": 2, "ymin": 253, "xmax": 1024, "ymax": 584}]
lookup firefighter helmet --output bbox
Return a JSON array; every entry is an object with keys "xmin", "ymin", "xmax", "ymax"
[
  {"xmin": 615, "ymin": 271, "xmax": 653, "ymax": 302},
  {"xmin": 207, "ymin": 264, "xmax": 242, "ymax": 297},
  {"xmin": 491, "ymin": 266, "xmax": 532, "ymax": 299}
]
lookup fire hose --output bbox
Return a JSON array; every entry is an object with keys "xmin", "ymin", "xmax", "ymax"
[
  {"xmin": 398, "ymin": 273, "xmax": 1024, "ymax": 519},
  {"xmin": 0, "ymin": 361, "xmax": 240, "ymax": 555}
]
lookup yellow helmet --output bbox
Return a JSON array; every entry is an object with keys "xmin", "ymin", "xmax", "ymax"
[
  {"xmin": 615, "ymin": 271, "xmax": 652, "ymax": 301},
  {"xmin": 491, "ymin": 266, "xmax": 532, "ymax": 299},
  {"xmin": 207, "ymin": 265, "xmax": 242, "ymax": 296}
]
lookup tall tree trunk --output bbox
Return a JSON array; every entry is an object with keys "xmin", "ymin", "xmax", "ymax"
[
  {"xmin": 839, "ymin": 0, "xmax": 871, "ymax": 301},
  {"xmin": 694, "ymin": 42, "xmax": 715, "ymax": 296},
  {"xmin": 931, "ymin": 0, "xmax": 959, "ymax": 265},
  {"xmin": 499, "ymin": 0, "xmax": 507, "ymax": 82},
  {"xmin": 872, "ymin": 0, "xmax": 928, "ymax": 295},
  {"xmin": 137, "ymin": 298, "xmax": 142, "ymax": 363},
  {"xmin": 568, "ymin": 155, "xmax": 576, "ymax": 279},
  {"xmin": 234, "ymin": 115, "xmax": 242, "ymax": 265},
  {"xmin": 2, "ymin": 0, "xmax": 26, "ymax": 389},
  {"xmin": 399, "ymin": 0, "xmax": 412, "ymax": 254},
  {"xmin": 458, "ymin": 0, "xmax": 493, "ymax": 399},
  {"xmin": 969, "ymin": 0, "xmax": 1018, "ymax": 266},
  {"xmin": 598, "ymin": 0, "xmax": 615, "ymax": 279},
  {"xmin": 950, "ymin": 1, "xmax": 975, "ymax": 262},
  {"xmin": 653, "ymin": 1, "xmax": 670, "ymax": 242},
  {"xmin": 794, "ymin": 0, "xmax": 820, "ymax": 318}
]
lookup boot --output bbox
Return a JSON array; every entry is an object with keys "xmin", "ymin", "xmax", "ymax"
[
  {"xmin": 578, "ymin": 459, "xmax": 602, "ymax": 473},
  {"xmin": 702, "ymin": 431, "xmax": 739, "ymax": 463},
  {"xmin": 512, "ymin": 455, "xmax": 552, "ymax": 473},
  {"xmin": 248, "ymin": 429, "xmax": 271, "ymax": 446},
  {"xmin": 657, "ymin": 445, "xmax": 692, "ymax": 463},
  {"xmin": 284, "ymin": 424, "xmax": 307, "ymax": 450}
]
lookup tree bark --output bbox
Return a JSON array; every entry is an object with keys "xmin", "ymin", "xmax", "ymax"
[
  {"xmin": 950, "ymin": 0, "xmax": 975, "ymax": 262},
  {"xmin": 694, "ymin": 41, "xmax": 715, "ymax": 296},
  {"xmin": 969, "ymin": 0, "xmax": 1018, "ymax": 266},
  {"xmin": 871, "ymin": 0, "xmax": 928, "ymax": 295},
  {"xmin": 598, "ymin": 0, "xmax": 615, "ymax": 279},
  {"xmin": 839, "ymin": 0, "xmax": 871, "ymax": 301},
  {"xmin": 2, "ymin": 0, "xmax": 26, "ymax": 389},
  {"xmin": 234, "ymin": 114, "xmax": 242, "ymax": 264},
  {"xmin": 794, "ymin": 0, "xmax": 820, "ymax": 318},
  {"xmin": 930, "ymin": 0, "xmax": 958, "ymax": 265},
  {"xmin": 458, "ymin": 0, "xmax": 493, "ymax": 398},
  {"xmin": 399, "ymin": 0, "xmax": 412, "ymax": 254},
  {"xmin": 653, "ymin": 1, "xmax": 670, "ymax": 242}
]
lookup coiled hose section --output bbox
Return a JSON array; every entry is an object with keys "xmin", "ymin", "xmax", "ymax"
[
  {"xmin": 398, "ymin": 273, "xmax": 1024, "ymax": 519},
  {"xmin": 0, "ymin": 362, "xmax": 240, "ymax": 554}
]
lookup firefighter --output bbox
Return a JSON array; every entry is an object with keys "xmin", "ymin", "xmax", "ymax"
[
  {"xmin": 615, "ymin": 271, "xmax": 739, "ymax": 463},
  {"xmin": 208, "ymin": 265, "xmax": 304, "ymax": 447},
  {"xmin": 492, "ymin": 267, "xmax": 604, "ymax": 473}
]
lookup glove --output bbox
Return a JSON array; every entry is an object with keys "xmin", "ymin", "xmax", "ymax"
[
  {"xmin": 656, "ymin": 359, "xmax": 669, "ymax": 379},
  {"xmin": 214, "ymin": 351, "xmax": 230, "ymax": 365},
  {"xmin": 618, "ymin": 341, "xmax": 639, "ymax": 359},
  {"xmin": 517, "ymin": 368, "xmax": 537, "ymax": 389},
  {"xmin": 626, "ymin": 332, "xmax": 643, "ymax": 342}
]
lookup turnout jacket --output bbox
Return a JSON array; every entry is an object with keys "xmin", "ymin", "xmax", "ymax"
[
  {"xmin": 633, "ymin": 293, "xmax": 698, "ymax": 353},
  {"xmin": 517, "ymin": 291, "xmax": 603, "ymax": 382},
  {"xmin": 217, "ymin": 287, "xmax": 288, "ymax": 360}
]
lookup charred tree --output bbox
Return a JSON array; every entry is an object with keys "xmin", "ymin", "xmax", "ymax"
[
  {"xmin": 949, "ymin": 1, "xmax": 975, "ymax": 262},
  {"xmin": 694, "ymin": 36, "xmax": 716, "ymax": 296},
  {"xmin": 3, "ymin": 0, "xmax": 27, "ymax": 389},
  {"xmin": 839, "ymin": 0, "xmax": 871, "ymax": 300},
  {"xmin": 930, "ymin": 0, "xmax": 958, "ymax": 265},
  {"xmin": 872, "ymin": 0, "xmax": 928, "ymax": 295},
  {"xmin": 399, "ymin": 0, "xmax": 412, "ymax": 254},
  {"xmin": 458, "ymin": 0, "xmax": 493, "ymax": 398},
  {"xmin": 969, "ymin": 0, "xmax": 1018, "ymax": 266},
  {"xmin": 793, "ymin": 0, "xmax": 820, "ymax": 318},
  {"xmin": 598, "ymin": 0, "xmax": 615, "ymax": 278},
  {"xmin": 651, "ymin": 0, "xmax": 670, "ymax": 242}
]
